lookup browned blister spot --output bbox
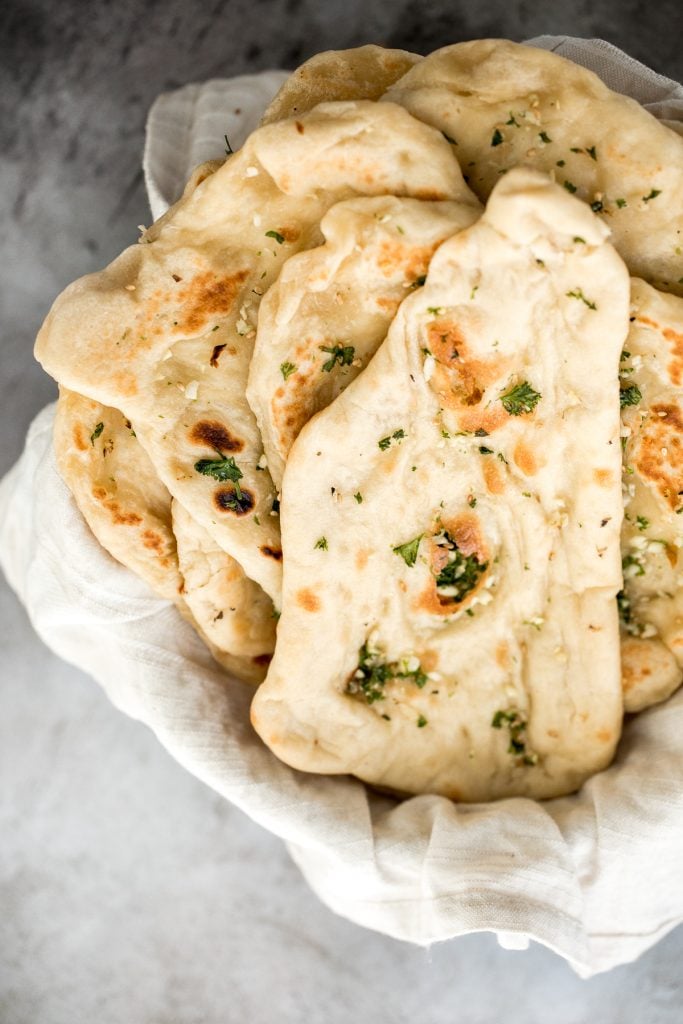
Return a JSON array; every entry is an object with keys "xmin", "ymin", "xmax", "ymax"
[
  {"xmin": 427, "ymin": 321, "xmax": 510, "ymax": 432},
  {"xmin": 355, "ymin": 549, "xmax": 369, "ymax": 570},
  {"xmin": 112, "ymin": 370, "xmax": 138, "ymax": 397},
  {"xmin": 73, "ymin": 425, "xmax": 88, "ymax": 452},
  {"xmin": 593, "ymin": 468, "xmax": 613, "ymax": 487},
  {"xmin": 413, "ymin": 189, "xmax": 448, "ymax": 201},
  {"xmin": 416, "ymin": 513, "xmax": 490, "ymax": 617},
  {"xmin": 375, "ymin": 240, "xmax": 440, "ymax": 282},
  {"xmin": 596, "ymin": 729, "xmax": 612, "ymax": 743},
  {"xmin": 190, "ymin": 420, "xmax": 244, "ymax": 452},
  {"xmin": 634, "ymin": 403, "xmax": 683, "ymax": 510},
  {"xmin": 295, "ymin": 587, "xmax": 321, "ymax": 612},
  {"xmin": 420, "ymin": 650, "xmax": 439, "ymax": 672},
  {"xmin": 546, "ymin": 728, "xmax": 559, "ymax": 739},
  {"xmin": 276, "ymin": 226, "xmax": 301, "ymax": 243},
  {"xmin": 495, "ymin": 642, "xmax": 509, "ymax": 669},
  {"xmin": 483, "ymin": 459, "xmax": 505, "ymax": 495},
  {"xmin": 91, "ymin": 485, "xmax": 144, "ymax": 526},
  {"xmin": 141, "ymin": 529, "xmax": 164, "ymax": 553},
  {"xmin": 513, "ymin": 440, "xmax": 539, "ymax": 476},
  {"xmin": 295, "ymin": 121, "xmax": 305, "ymax": 134},
  {"xmin": 260, "ymin": 545, "xmax": 283, "ymax": 561},
  {"xmin": 213, "ymin": 486, "xmax": 254, "ymax": 516},
  {"xmin": 663, "ymin": 326, "xmax": 683, "ymax": 385},
  {"xmin": 174, "ymin": 269, "xmax": 249, "ymax": 334}
]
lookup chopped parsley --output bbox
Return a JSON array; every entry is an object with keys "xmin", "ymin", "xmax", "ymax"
[
  {"xmin": 573, "ymin": 236, "xmax": 586, "ymax": 244},
  {"xmin": 434, "ymin": 532, "xmax": 488, "ymax": 603},
  {"xmin": 556, "ymin": 159, "xmax": 566, "ymax": 167},
  {"xmin": 378, "ymin": 429, "xmax": 406, "ymax": 451},
  {"xmin": 642, "ymin": 189, "xmax": 662, "ymax": 202},
  {"xmin": 491, "ymin": 708, "xmax": 537, "ymax": 765},
  {"xmin": 194, "ymin": 453, "xmax": 243, "ymax": 498},
  {"xmin": 590, "ymin": 199, "xmax": 604, "ymax": 213},
  {"xmin": 314, "ymin": 536, "xmax": 328, "ymax": 550},
  {"xmin": 499, "ymin": 380, "xmax": 542, "ymax": 416},
  {"xmin": 566, "ymin": 288, "xmax": 597, "ymax": 310},
  {"xmin": 417, "ymin": 714, "xmax": 428, "ymax": 728},
  {"xmin": 615, "ymin": 198, "xmax": 627, "ymax": 208},
  {"xmin": 539, "ymin": 131, "xmax": 552, "ymax": 143},
  {"xmin": 479, "ymin": 446, "xmax": 494, "ymax": 455},
  {"xmin": 636, "ymin": 515, "xmax": 650, "ymax": 531},
  {"xmin": 468, "ymin": 495, "xmax": 477, "ymax": 508},
  {"xmin": 563, "ymin": 180, "xmax": 577, "ymax": 193},
  {"xmin": 586, "ymin": 145, "xmax": 597, "ymax": 160},
  {"xmin": 427, "ymin": 306, "xmax": 444, "ymax": 315},
  {"xmin": 622, "ymin": 552, "xmax": 645, "ymax": 577},
  {"xmin": 280, "ymin": 361, "xmax": 296, "ymax": 380},
  {"xmin": 393, "ymin": 534, "xmax": 422, "ymax": 567},
  {"xmin": 506, "ymin": 113, "xmax": 520, "ymax": 126},
  {"xmin": 354, "ymin": 492, "xmax": 363, "ymax": 503},
  {"xmin": 346, "ymin": 644, "xmax": 428, "ymax": 704},
  {"xmin": 491, "ymin": 128, "xmax": 504, "ymax": 147},
  {"xmin": 619, "ymin": 382, "xmax": 642, "ymax": 408},
  {"xmin": 265, "ymin": 229, "xmax": 285, "ymax": 244},
  {"xmin": 320, "ymin": 343, "xmax": 355, "ymax": 372},
  {"xmin": 90, "ymin": 422, "xmax": 104, "ymax": 446}
]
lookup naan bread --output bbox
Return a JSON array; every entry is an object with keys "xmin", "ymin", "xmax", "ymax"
[
  {"xmin": 251, "ymin": 168, "xmax": 630, "ymax": 801},
  {"xmin": 54, "ymin": 390, "xmax": 274, "ymax": 683},
  {"xmin": 619, "ymin": 279, "xmax": 683, "ymax": 712},
  {"xmin": 35, "ymin": 101, "xmax": 474, "ymax": 606},
  {"xmin": 385, "ymin": 39, "xmax": 683, "ymax": 295},
  {"xmin": 260, "ymin": 45, "xmax": 421, "ymax": 125},
  {"xmin": 54, "ymin": 389, "xmax": 182, "ymax": 601},
  {"xmin": 247, "ymin": 195, "xmax": 480, "ymax": 489}
]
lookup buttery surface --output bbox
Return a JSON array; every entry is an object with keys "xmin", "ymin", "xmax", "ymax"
[{"xmin": 252, "ymin": 169, "xmax": 630, "ymax": 800}]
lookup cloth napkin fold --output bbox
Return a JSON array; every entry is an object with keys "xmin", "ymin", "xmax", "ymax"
[{"xmin": 4, "ymin": 38, "xmax": 683, "ymax": 977}]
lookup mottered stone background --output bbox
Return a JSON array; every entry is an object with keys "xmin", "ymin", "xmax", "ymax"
[{"xmin": 2, "ymin": 1, "xmax": 683, "ymax": 1021}]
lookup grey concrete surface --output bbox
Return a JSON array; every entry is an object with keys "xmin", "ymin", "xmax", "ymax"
[{"xmin": 3, "ymin": 2, "xmax": 683, "ymax": 1021}]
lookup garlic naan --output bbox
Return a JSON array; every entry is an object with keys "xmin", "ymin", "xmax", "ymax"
[
  {"xmin": 385, "ymin": 39, "xmax": 683, "ymax": 295},
  {"xmin": 247, "ymin": 194, "xmax": 480, "ymax": 489},
  {"xmin": 619, "ymin": 279, "xmax": 683, "ymax": 711},
  {"xmin": 36, "ymin": 101, "xmax": 474, "ymax": 606},
  {"xmin": 251, "ymin": 168, "xmax": 630, "ymax": 801}
]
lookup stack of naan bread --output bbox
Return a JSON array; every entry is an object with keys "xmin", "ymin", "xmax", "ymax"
[{"xmin": 36, "ymin": 40, "xmax": 683, "ymax": 802}]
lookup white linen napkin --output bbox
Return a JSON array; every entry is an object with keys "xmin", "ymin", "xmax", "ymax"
[{"xmin": 4, "ymin": 38, "xmax": 683, "ymax": 978}]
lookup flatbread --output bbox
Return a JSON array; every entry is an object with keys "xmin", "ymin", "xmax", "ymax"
[
  {"xmin": 35, "ymin": 101, "xmax": 475, "ymax": 607},
  {"xmin": 54, "ymin": 389, "xmax": 275, "ymax": 683},
  {"xmin": 251, "ymin": 168, "xmax": 630, "ymax": 801},
  {"xmin": 54, "ymin": 388, "xmax": 182, "ymax": 601},
  {"xmin": 384, "ymin": 39, "xmax": 683, "ymax": 295},
  {"xmin": 619, "ymin": 278, "xmax": 683, "ymax": 712},
  {"xmin": 247, "ymin": 194, "xmax": 480, "ymax": 489},
  {"xmin": 260, "ymin": 45, "xmax": 421, "ymax": 125}
]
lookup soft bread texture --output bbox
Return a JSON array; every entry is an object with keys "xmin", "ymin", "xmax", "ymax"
[
  {"xmin": 251, "ymin": 168, "xmax": 630, "ymax": 802},
  {"xmin": 54, "ymin": 389, "xmax": 182, "ymax": 602},
  {"xmin": 385, "ymin": 39, "xmax": 683, "ymax": 295},
  {"xmin": 54, "ymin": 390, "xmax": 273, "ymax": 683},
  {"xmin": 172, "ymin": 499, "xmax": 276, "ymax": 665},
  {"xmin": 260, "ymin": 45, "xmax": 421, "ymax": 125},
  {"xmin": 35, "ymin": 101, "xmax": 475, "ymax": 606},
  {"xmin": 247, "ymin": 195, "xmax": 480, "ymax": 489},
  {"xmin": 619, "ymin": 279, "xmax": 683, "ymax": 711}
]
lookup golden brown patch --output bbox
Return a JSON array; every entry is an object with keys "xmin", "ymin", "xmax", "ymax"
[
  {"xmin": 174, "ymin": 269, "xmax": 249, "ymax": 334},
  {"xmin": 295, "ymin": 121, "xmax": 305, "ymax": 134},
  {"xmin": 420, "ymin": 650, "xmax": 439, "ymax": 672},
  {"xmin": 295, "ymin": 587, "xmax": 321, "ymax": 612},
  {"xmin": 495, "ymin": 642, "xmax": 509, "ymax": 669},
  {"xmin": 91, "ymin": 485, "xmax": 143, "ymax": 527},
  {"xmin": 141, "ymin": 529, "xmax": 164, "ymax": 553},
  {"xmin": 593, "ymin": 468, "xmax": 613, "ymax": 487},
  {"xmin": 213, "ymin": 487, "xmax": 254, "ymax": 516},
  {"xmin": 513, "ymin": 440, "xmax": 538, "ymax": 476},
  {"xmin": 112, "ymin": 370, "xmax": 138, "ymax": 396},
  {"xmin": 441, "ymin": 512, "xmax": 487, "ymax": 559},
  {"xmin": 634, "ymin": 403, "xmax": 683, "ymax": 510},
  {"xmin": 376, "ymin": 296, "xmax": 401, "ymax": 316},
  {"xmin": 413, "ymin": 189, "xmax": 447, "ymax": 201},
  {"xmin": 355, "ymin": 549, "xmax": 369, "ymax": 570},
  {"xmin": 260, "ymin": 545, "xmax": 283, "ymax": 561},
  {"xmin": 375, "ymin": 240, "xmax": 440, "ymax": 282},
  {"xmin": 663, "ymin": 326, "xmax": 683, "ymax": 385},
  {"xmin": 546, "ymin": 728, "xmax": 559, "ymax": 739},
  {"xmin": 190, "ymin": 420, "xmax": 244, "ymax": 452},
  {"xmin": 427, "ymin": 321, "xmax": 510, "ymax": 430},
  {"xmin": 595, "ymin": 729, "xmax": 612, "ymax": 743},
  {"xmin": 416, "ymin": 514, "xmax": 490, "ymax": 617},
  {"xmin": 276, "ymin": 226, "xmax": 300, "ymax": 243},
  {"xmin": 483, "ymin": 459, "xmax": 505, "ymax": 495},
  {"xmin": 73, "ymin": 425, "xmax": 88, "ymax": 452}
]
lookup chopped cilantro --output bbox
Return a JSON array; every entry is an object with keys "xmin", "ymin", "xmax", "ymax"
[
  {"xmin": 280, "ymin": 361, "xmax": 296, "ymax": 380},
  {"xmin": 417, "ymin": 714, "xmax": 428, "ymax": 728},
  {"xmin": 90, "ymin": 422, "xmax": 104, "ymax": 446},
  {"xmin": 354, "ymin": 492, "xmax": 363, "ymax": 504},
  {"xmin": 563, "ymin": 180, "xmax": 577, "ymax": 193},
  {"xmin": 434, "ymin": 532, "xmax": 488, "ymax": 603},
  {"xmin": 556, "ymin": 159, "xmax": 566, "ymax": 167},
  {"xmin": 491, "ymin": 128, "xmax": 504, "ymax": 147},
  {"xmin": 506, "ymin": 113, "xmax": 520, "ymax": 126},
  {"xmin": 468, "ymin": 495, "xmax": 477, "ymax": 508},
  {"xmin": 539, "ymin": 131, "xmax": 552, "ymax": 143},
  {"xmin": 314, "ymin": 537, "xmax": 328, "ymax": 550},
  {"xmin": 499, "ymin": 380, "xmax": 542, "ymax": 416},
  {"xmin": 620, "ymin": 383, "xmax": 642, "ymax": 408},
  {"xmin": 573, "ymin": 236, "xmax": 586, "ymax": 244},
  {"xmin": 393, "ymin": 535, "xmax": 422, "ymax": 567},
  {"xmin": 590, "ymin": 199, "xmax": 604, "ymax": 213},
  {"xmin": 615, "ymin": 198, "xmax": 627, "ymax": 208},
  {"xmin": 636, "ymin": 515, "xmax": 649, "ymax": 531},
  {"xmin": 427, "ymin": 306, "xmax": 444, "ymax": 315},
  {"xmin": 586, "ymin": 145, "xmax": 597, "ymax": 160},
  {"xmin": 393, "ymin": 429, "xmax": 406, "ymax": 441},
  {"xmin": 479, "ymin": 446, "xmax": 494, "ymax": 455},
  {"xmin": 346, "ymin": 644, "xmax": 428, "ymax": 704},
  {"xmin": 194, "ymin": 453, "xmax": 243, "ymax": 497},
  {"xmin": 643, "ymin": 189, "xmax": 662, "ymax": 202},
  {"xmin": 320, "ymin": 343, "xmax": 355, "ymax": 372},
  {"xmin": 265, "ymin": 229, "xmax": 285, "ymax": 244},
  {"xmin": 491, "ymin": 708, "xmax": 537, "ymax": 765},
  {"xmin": 566, "ymin": 288, "xmax": 597, "ymax": 310},
  {"xmin": 623, "ymin": 552, "xmax": 645, "ymax": 577},
  {"xmin": 378, "ymin": 436, "xmax": 392, "ymax": 451}
]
